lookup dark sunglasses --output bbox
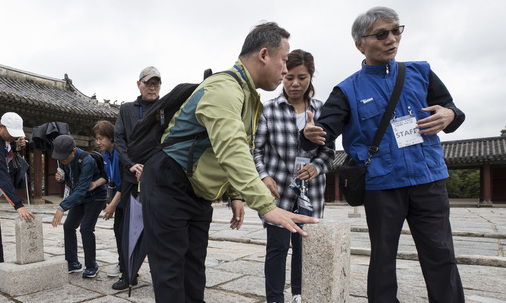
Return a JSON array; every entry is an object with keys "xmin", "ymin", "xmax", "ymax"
[
  {"xmin": 141, "ymin": 80, "xmax": 161, "ymax": 88},
  {"xmin": 362, "ymin": 25, "xmax": 405, "ymax": 40}
]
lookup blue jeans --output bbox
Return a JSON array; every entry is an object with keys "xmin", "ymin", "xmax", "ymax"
[
  {"xmin": 265, "ymin": 223, "xmax": 302, "ymax": 303},
  {"xmin": 63, "ymin": 198, "xmax": 106, "ymax": 268}
]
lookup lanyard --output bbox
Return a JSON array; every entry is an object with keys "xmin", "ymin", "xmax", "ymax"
[
  {"xmin": 233, "ymin": 65, "xmax": 247, "ymax": 82},
  {"xmin": 108, "ymin": 149, "xmax": 117, "ymax": 182}
]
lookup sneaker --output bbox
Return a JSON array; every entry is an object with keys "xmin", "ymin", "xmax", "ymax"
[
  {"xmin": 107, "ymin": 264, "xmax": 121, "ymax": 277},
  {"xmin": 291, "ymin": 294, "xmax": 301, "ymax": 303},
  {"xmin": 68, "ymin": 261, "xmax": 83, "ymax": 273},
  {"xmin": 112, "ymin": 276, "xmax": 138, "ymax": 290},
  {"xmin": 82, "ymin": 262, "xmax": 99, "ymax": 278}
]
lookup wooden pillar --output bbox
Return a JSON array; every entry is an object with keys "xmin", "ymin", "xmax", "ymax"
[
  {"xmin": 32, "ymin": 149, "xmax": 44, "ymax": 204},
  {"xmin": 334, "ymin": 173, "xmax": 341, "ymax": 201},
  {"xmin": 482, "ymin": 164, "xmax": 492, "ymax": 203}
]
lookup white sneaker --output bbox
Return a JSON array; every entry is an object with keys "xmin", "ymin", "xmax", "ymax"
[
  {"xmin": 107, "ymin": 264, "xmax": 121, "ymax": 277},
  {"xmin": 291, "ymin": 294, "xmax": 301, "ymax": 303}
]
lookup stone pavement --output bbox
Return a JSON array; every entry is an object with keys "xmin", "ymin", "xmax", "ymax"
[{"xmin": 0, "ymin": 198, "xmax": 505, "ymax": 302}]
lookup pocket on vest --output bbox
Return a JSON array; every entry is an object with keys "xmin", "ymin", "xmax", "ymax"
[
  {"xmin": 421, "ymin": 137, "xmax": 445, "ymax": 168},
  {"xmin": 357, "ymin": 98, "xmax": 383, "ymax": 121},
  {"xmin": 357, "ymin": 141, "xmax": 392, "ymax": 178}
]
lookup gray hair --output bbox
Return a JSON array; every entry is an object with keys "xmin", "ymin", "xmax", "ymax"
[{"xmin": 352, "ymin": 7, "xmax": 399, "ymax": 43}]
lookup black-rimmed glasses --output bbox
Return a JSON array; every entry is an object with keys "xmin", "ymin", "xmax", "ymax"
[
  {"xmin": 362, "ymin": 25, "xmax": 405, "ymax": 40},
  {"xmin": 142, "ymin": 80, "xmax": 161, "ymax": 88}
]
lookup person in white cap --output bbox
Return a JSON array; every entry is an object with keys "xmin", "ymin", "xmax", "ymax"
[{"xmin": 0, "ymin": 112, "xmax": 35, "ymax": 262}]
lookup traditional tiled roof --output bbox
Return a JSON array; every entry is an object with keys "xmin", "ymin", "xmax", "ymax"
[
  {"xmin": 443, "ymin": 136, "xmax": 506, "ymax": 167},
  {"xmin": 331, "ymin": 136, "xmax": 506, "ymax": 171},
  {"xmin": 0, "ymin": 64, "xmax": 119, "ymax": 133}
]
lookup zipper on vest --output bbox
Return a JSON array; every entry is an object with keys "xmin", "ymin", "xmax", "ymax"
[{"xmin": 386, "ymin": 63, "xmax": 389, "ymax": 75}]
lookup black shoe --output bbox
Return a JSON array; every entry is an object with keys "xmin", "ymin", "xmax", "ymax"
[
  {"xmin": 82, "ymin": 262, "xmax": 99, "ymax": 278},
  {"xmin": 112, "ymin": 277, "xmax": 138, "ymax": 290}
]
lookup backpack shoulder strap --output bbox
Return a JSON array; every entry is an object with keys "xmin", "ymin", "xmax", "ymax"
[
  {"xmin": 219, "ymin": 70, "xmax": 242, "ymax": 86},
  {"xmin": 75, "ymin": 151, "xmax": 88, "ymax": 182}
]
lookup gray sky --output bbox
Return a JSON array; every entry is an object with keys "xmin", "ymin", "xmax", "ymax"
[{"xmin": 1, "ymin": 0, "xmax": 505, "ymax": 149}]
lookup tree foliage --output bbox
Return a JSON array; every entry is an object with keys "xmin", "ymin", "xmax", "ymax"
[
  {"xmin": 501, "ymin": 126, "xmax": 506, "ymax": 137},
  {"xmin": 446, "ymin": 169, "xmax": 480, "ymax": 198}
]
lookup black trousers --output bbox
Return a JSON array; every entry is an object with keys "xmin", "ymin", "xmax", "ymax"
[
  {"xmin": 364, "ymin": 179, "xmax": 465, "ymax": 303},
  {"xmin": 0, "ymin": 221, "xmax": 3, "ymax": 262},
  {"xmin": 141, "ymin": 151, "xmax": 213, "ymax": 303},
  {"xmin": 63, "ymin": 197, "xmax": 106, "ymax": 268},
  {"xmin": 265, "ymin": 224, "xmax": 302, "ymax": 302},
  {"xmin": 113, "ymin": 205, "xmax": 125, "ymax": 273}
]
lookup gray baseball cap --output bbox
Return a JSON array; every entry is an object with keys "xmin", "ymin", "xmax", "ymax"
[{"xmin": 139, "ymin": 66, "xmax": 161, "ymax": 82}]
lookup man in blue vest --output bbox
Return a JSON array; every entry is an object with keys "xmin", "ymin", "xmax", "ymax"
[{"xmin": 303, "ymin": 7, "xmax": 465, "ymax": 303}]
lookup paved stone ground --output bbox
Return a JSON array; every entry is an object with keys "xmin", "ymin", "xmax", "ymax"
[{"xmin": 0, "ymin": 199, "xmax": 505, "ymax": 302}]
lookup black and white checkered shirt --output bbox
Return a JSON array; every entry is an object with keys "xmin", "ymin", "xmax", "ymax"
[{"xmin": 253, "ymin": 96, "xmax": 335, "ymax": 218}]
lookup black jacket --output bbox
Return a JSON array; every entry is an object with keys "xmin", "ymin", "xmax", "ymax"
[
  {"xmin": 114, "ymin": 96, "xmax": 158, "ymax": 184},
  {"xmin": 0, "ymin": 137, "xmax": 23, "ymax": 209}
]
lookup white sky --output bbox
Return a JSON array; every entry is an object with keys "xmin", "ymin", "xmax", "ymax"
[{"xmin": 1, "ymin": 0, "xmax": 505, "ymax": 149}]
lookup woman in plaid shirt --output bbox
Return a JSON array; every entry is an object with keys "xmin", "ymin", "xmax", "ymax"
[{"xmin": 253, "ymin": 49, "xmax": 334, "ymax": 303}]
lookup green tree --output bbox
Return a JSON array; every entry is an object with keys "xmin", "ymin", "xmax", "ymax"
[
  {"xmin": 446, "ymin": 169, "xmax": 480, "ymax": 199},
  {"xmin": 501, "ymin": 126, "xmax": 506, "ymax": 136},
  {"xmin": 446, "ymin": 170, "xmax": 463, "ymax": 198}
]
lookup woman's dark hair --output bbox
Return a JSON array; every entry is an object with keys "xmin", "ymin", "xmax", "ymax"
[
  {"xmin": 283, "ymin": 49, "xmax": 315, "ymax": 101},
  {"xmin": 92, "ymin": 120, "xmax": 115, "ymax": 142}
]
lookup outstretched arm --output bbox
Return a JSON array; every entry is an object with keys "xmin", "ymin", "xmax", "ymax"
[
  {"xmin": 262, "ymin": 207, "xmax": 319, "ymax": 236},
  {"xmin": 303, "ymin": 111, "xmax": 327, "ymax": 146}
]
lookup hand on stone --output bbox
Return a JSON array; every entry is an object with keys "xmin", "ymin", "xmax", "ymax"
[
  {"xmin": 17, "ymin": 206, "xmax": 35, "ymax": 222},
  {"xmin": 262, "ymin": 207, "xmax": 319, "ymax": 236}
]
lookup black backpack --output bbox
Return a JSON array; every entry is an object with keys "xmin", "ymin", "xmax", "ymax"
[
  {"xmin": 75, "ymin": 150, "xmax": 108, "ymax": 183},
  {"xmin": 127, "ymin": 69, "xmax": 242, "ymax": 170}
]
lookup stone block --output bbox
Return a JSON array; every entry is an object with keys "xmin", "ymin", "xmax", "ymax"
[
  {"xmin": 302, "ymin": 220, "xmax": 351, "ymax": 302},
  {"xmin": 0, "ymin": 256, "xmax": 67, "ymax": 296},
  {"xmin": 15, "ymin": 216, "xmax": 44, "ymax": 264},
  {"xmin": 348, "ymin": 206, "xmax": 362, "ymax": 218}
]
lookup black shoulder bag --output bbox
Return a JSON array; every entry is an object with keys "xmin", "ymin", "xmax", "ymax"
[{"xmin": 338, "ymin": 62, "xmax": 406, "ymax": 206}]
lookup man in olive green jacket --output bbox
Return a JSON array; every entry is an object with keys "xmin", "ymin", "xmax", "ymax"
[{"xmin": 140, "ymin": 22, "xmax": 319, "ymax": 302}]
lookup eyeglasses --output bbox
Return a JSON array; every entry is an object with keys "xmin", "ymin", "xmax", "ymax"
[
  {"xmin": 142, "ymin": 80, "xmax": 161, "ymax": 88},
  {"xmin": 362, "ymin": 25, "xmax": 405, "ymax": 40}
]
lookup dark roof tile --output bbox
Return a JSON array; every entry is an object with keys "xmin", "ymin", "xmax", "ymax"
[{"xmin": 0, "ymin": 65, "xmax": 118, "ymax": 120}]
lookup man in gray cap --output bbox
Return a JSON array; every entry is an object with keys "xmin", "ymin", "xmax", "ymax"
[
  {"xmin": 0, "ymin": 112, "xmax": 35, "ymax": 262},
  {"xmin": 51, "ymin": 134, "xmax": 107, "ymax": 279},
  {"xmin": 111, "ymin": 66, "xmax": 161, "ymax": 289}
]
